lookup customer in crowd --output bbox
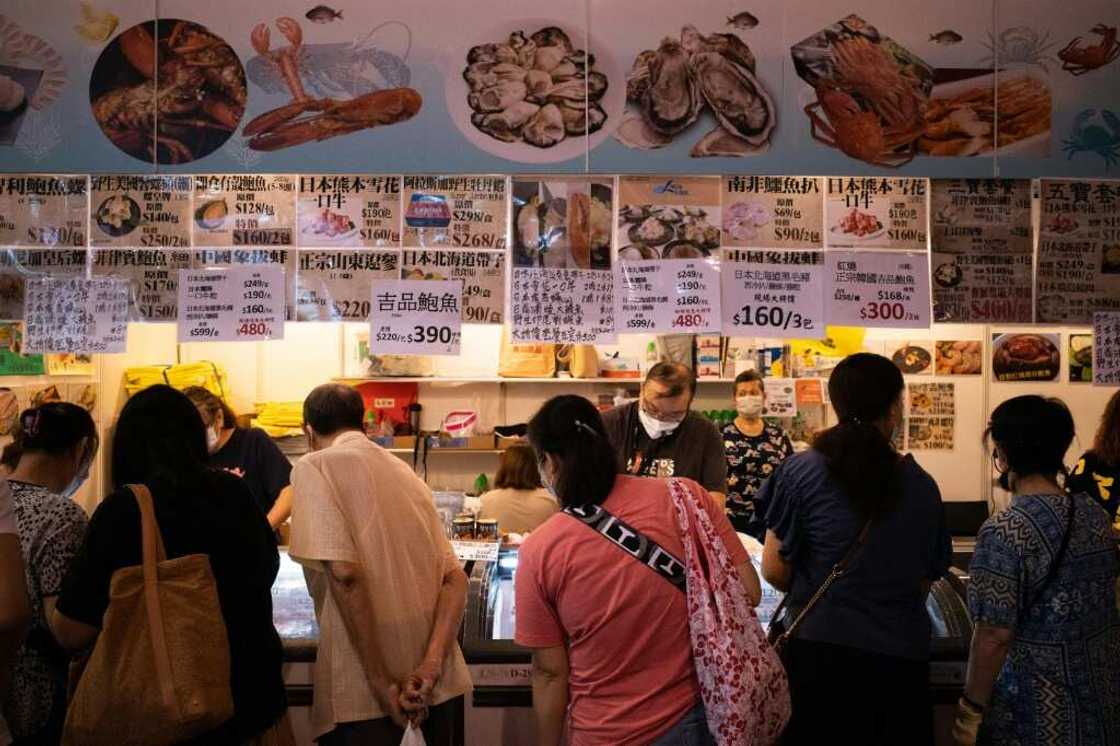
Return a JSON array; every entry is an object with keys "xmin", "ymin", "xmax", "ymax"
[
  {"xmin": 760, "ymin": 353, "xmax": 950, "ymax": 746},
  {"xmin": 517, "ymin": 395, "xmax": 761, "ymax": 746},
  {"xmin": 954, "ymin": 395, "xmax": 1120, "ymax": 746},
  {"xmin": 1, "ymin": 404, "xmax": 97, "ymax": 745},
  {"xmin": 290, "ymin": 384, "xmax": 472, "ymax": 745},
  {"xmin": 1068, "ymin": 388, "xmax": 1120, "ymax": 528},
  {"xmin": 0, "ymin": 479, "xmax": 30, "ymax": 746},
  {"xmin": 51, "ymin": 385, "xmax": 288, "ymax": 744},
  {"xmin": 722, "ymin": 369, "xmax": 793, "ymax": 537},
  {"xmin": 185, "ymin": 386, "xmax": 294, "ymax": 530},
  {"xmin": 602, "ymin": 362, "xmax": 727, "ymax": 505},
  {"xmin": 478, "ymin": 444, "xmax": 558, "ymax": 534}
]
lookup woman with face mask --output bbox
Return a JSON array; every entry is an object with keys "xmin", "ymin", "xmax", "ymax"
[
  {"xmin": 722, "ymin": 370, "xmax": 793, "ymax": 538},
  {"xmin": 0, "ymin": 403, "xmax": 97, "ymax": 745},
  {"xmin": 184, "ymin": 387, "xmax": 294, "ymax": 531}
]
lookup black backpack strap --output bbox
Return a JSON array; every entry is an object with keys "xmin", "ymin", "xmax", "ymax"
[{"xmin": 563, "ymin": 503, "xmax": 686, "ymax": 592}]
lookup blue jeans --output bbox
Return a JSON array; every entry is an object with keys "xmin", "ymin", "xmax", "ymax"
[{"xmin": 652, "ymin": 702, "xmax": 716, "ymax": 746}]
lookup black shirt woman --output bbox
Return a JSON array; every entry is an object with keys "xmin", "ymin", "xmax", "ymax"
[
  {"xmin": 51, "ymin": 385, "xmax": 288, "ymax": 744},
  {"xmin": 184, "ymin": 386, "xmax": 293, "ymax": 530},
  {"xmin": 759, "ymin": 353, "xmax": 951, "ymax": 746},
  {"xmin": 722, "ymin": 370, "xmax": 793, "ymax": 538},
  {"xmin": 1068, "ymin": 388, "xmax": 1120, "ymax": 529}
]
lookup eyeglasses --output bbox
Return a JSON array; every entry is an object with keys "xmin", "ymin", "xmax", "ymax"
[{"xmin": 641, "ymin": 397, "xmax": 688, "ymax": 423}]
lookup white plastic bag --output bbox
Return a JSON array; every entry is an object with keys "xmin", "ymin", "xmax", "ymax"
[{"xmin": 401, "ymin": 723, "xmax": 427, "ymax": 746}]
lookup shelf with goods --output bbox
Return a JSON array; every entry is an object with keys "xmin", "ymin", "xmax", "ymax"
[{"xmin": 333, "ymin": 376, "xmax": 739, "ymax": 385}]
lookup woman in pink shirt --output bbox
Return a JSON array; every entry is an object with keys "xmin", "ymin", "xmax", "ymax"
[{"xmin": 515, "ymin": 395, "xmax": 762, "ymax": 746}]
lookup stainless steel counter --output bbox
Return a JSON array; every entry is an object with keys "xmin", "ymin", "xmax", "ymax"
[{"xmin": 273, "ymin": 549, "xmax": 319, "ymax": 662}]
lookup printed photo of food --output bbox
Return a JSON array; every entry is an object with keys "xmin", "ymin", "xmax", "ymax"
[
  {"xmin": 94, "ymin": 195, "xmax": 141, "ymax": 238},
  {"xmin": 920, "ymin": 74, "xmax": 1050, "ymax": 157},
  {"xmin": 1069, "ymin": 334, "xmax": 1093, "ymax": 382},
  {"xmin": 992, "ymin": 333, "xmax": 1060, "ymax": 382},
  {"xmin": 617, "ymin": 202, "xmax": 720, "ymax": 260},
  {"xmin": 89, "ymin": 19, "xmax": 247, "ymax": 164},
  {"xmin": 891, "ymin": 341, "xmax": 934, "ymax": 375},
  {"xmin": 513, "ymin": 178, "xmax": 612, "ymax": 270},
  {"xmin": 935, "ymin": 340, "xmax": 982, "ymax": 375}
]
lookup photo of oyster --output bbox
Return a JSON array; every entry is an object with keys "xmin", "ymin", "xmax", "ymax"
[
  {"xmin": 616, "ymin": 24, "xmax": 775, "ymax": 157},
  {"xmin": 617, "ymin": 199, "xmax": 720, "ymax": 259},
  {"xmin": 194, "ymin": 199, "xmax": 228, "ymax": 231},
  {"xmin": 460, "ymin": 25, "xmax": 615, "ymax": 158},
  {"xmin": 513, "ymin": 178, "xmax": 612, "ymax": 270},
  {"xmin": 95, "ymin": 195, "xmax": 141, "ymax": 237}
]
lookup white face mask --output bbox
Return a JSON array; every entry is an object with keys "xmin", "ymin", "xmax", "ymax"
[
  {"xmin": 60, "ymin": 463, "xmax": 90, "ymax": 500},
  {"xmin": 638, "ymin": 406, "xmax": 680, "ymax": 440},
  {"xmin": 206, "ymin": 426, "xmax": 220, "ymax": 453},
  {"xmin": 538, "ymin": 461, "xmax": 557, "ymax": 499},
  {"xmin": 736, "ymin": 395, "xmax": 765, "ymax": 418}
]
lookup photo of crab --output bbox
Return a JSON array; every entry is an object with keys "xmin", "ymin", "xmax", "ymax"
[
  {"xmin": 512, "ymin": 178, "xmax": 613, "ymax": 270},
  {"xmin": 89, "ymin": 19, "xmax": 246, "ymax": 164},
  {"xmin": 1061, "ymin": 109, "xmax": 1119, "ymax": 169},
  {"xmin": 1058, "ymin": 23, "xmax": 1118, "ymax": 76},
  {"xmin": 614, "ymin": 24, "xmax": 776, "ymax": 157},
  {"xmin": 242, "ymin": 16, "xmax": 421, "ymax": 151}
]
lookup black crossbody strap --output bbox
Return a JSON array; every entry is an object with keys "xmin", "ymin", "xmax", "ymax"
[{"xmin": 563, "ymin": 503, "xmax": 686, "ymax": 592}]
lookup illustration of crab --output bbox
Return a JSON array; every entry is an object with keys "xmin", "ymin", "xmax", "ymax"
[
  {"xmin": 1061, "ymin": 109, "xmax": 1120, "ymax": 169},
  {"xmin": 1058, "ymin": 24, "xmax": 1119, "ymax": 76},
  {"xmin": 979, "ymin": 26, "xmax": 1055, "ymax": 71}
]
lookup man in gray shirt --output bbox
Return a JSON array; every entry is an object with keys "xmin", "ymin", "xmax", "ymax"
[{"xmin": 601, "ymin": 362, "xmax": 728, "ymax": 506}]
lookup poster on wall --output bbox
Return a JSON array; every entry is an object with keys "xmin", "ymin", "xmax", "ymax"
[
  {"xmin": 92, "ymin": 249, "xmax": 191, "ymax": 322},
  {"xmin": 192, "ymin": 175, "xmax": 297, "ymax": 247},
  {"xmin": 297, "ymin": 175, "xmax": 402, "ymax": 247},
  {"xmin": 907, "ymin": 382, "xmax": 955, "ymax": 451},
  {"xmin": 89, "ymin": 175, "xmax": 192, "ymax": 248},
  {"xmin": 0, "ymin": 175, "xmax": 87, "ymax": 247},
  {"xmin": 932, "ymin": 251, "xmax": 1033, "ymax": 324},
  {"xmin": 23, "ymin": 277, "xmax": 128, "ymax": 354},
  {"xmin": 369, "ymin": 279, "xmax": 462, "ymax": 356},
  {"xmin": 887, "ymin": 341, "xmax": 934, "ymax": 376},
  {"xmin": 1037, "ymin": 179, "xmax": 1120, "ymax": 324},
  {"xmin": 617, "ymin": 176, "xmax": 722, "ymax": 259},
  {"xmin": 617, "ymin": 257, "xmax": 721, "ymax": 334},
  {"xmin": 1069, "ymin": 333, "xmax": 1094, "ymax": 383},
  {"xmin": 763, "ymin": 378, "xmax": 797, "ymax": 417},
  {"xmin": 295, "ymin": 250, "xmax": 400, "ymax": 322},
  {"xmin": 178, "ymin": 265, "xmax": 286, "ymax": 343},
  {"xmin": 935, "ymin": 341, "xmax": 983, "ymax": 375},
  {"xmin": 511, "ymin": 178, "xmax": 613, "ymax": 270},
  {"xmin": 401, "ymin": 249, "xmax": 506, "ymax": 324},
  {"xmin": 510, "ymin": 268, "xmax": 615, "ymax": 344},
  {"xmin": 402, "ymin": 176, "xmax": 507, "ymax": 249},
  {"xmin": 0, "ymin": 250, "xmax": 88, "ymax": 321},
  {"xmin": 0, "ymin": 323, "xmax": 43, "ymax": 376},
  {"xmin": 1094, "ymin": 313, "xmax": 1120, "ymax": 386},
  {"xmin": 991, "ymin": 333, "xmax": 1061, "ymax": 382},
  {"xmin": 825, "ymin": 178, "xmax": 928, "ymax": 251},
  {"xmin": 722, "ymin": 177, "xmax": 824, "ymax": 249},
  {"xmin": 721, "ymin": 250, "xmax": 824, "ymax": 339},
  {"xmin": 47, "ymin": 353, "xmax": 94, "ymax": 377},
  {"xmin": 192, "ymin": 249, "xmax": 297, "ymax": 320},
  {"xmin": 824, "ymin": 251, "xmax": 931, "ymax": 328}
]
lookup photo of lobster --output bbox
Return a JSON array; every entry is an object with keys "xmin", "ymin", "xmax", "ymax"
[{"xmin": 89, "ymin": 19, "xmax": 246, "ymax": 164}]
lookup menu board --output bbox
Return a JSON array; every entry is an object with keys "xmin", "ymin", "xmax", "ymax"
[
  {"xmin": 178, "ymin": 265, "xmax": 287, "ymax": 343},
  {"xmin": 401, "ymin": 249, "xmax": 505, "ymax": 324},
  {"xmin": 0, "ymin": 175, "xmax": 88, "ymax": 247},
  {"xmin": 825, "ymin": 177, "xmax": 928, "ymax": 251},
  {"xmin": 907, "ymin": 382, "xmax": 955, "ymax": 451},
  {"xmin": 370, "ymin": 279, "xmax": 462, "ymax": 356},
  {"xmin": 1094, "ymin": 313, "xmax": 1120, "ymax": 386},
  {"xmin": 1037, "ymin": 179, "xmax": 1120, "ymax": 324},
  {"xmin": 722, "ymin": 176, "xmax": 823, "ymax": 249},
  {"xmin": 192, "ymin": 175, "xmax": 296, "ymax": 247},
  {"xmin": 402, "ymin": 175, "xmax": 507, "ymax": 249},
  {"xmin": 825, "ymin": 252, "xmax": 931, "ymax": 328},
  {"xmin": 722, "ymin": 250, "xmax": 824, "ymax": 339},
  {"xmin": 931, "ymin": 180, "xmax": 1032, "ymax": 254},
  {"xmin": 192, "ymin": 249, "xmax": 297, "ymax": 320},
  {"xmin": 763, "ymin": 378, "xmax": 797, "ymax": 417},
  {"xmin": 297, "ymin": 175, "xmax": 401, "ymax": 247},
  {"xmin": 92, "ymin": 249, "xmax": 191, "ymax": 322},
  {"xmin": 23, "ymin": 277, "xmax": 128, "ymax": 353},
  {"xmin": 617, "ymin": 258, "xmax": 721, "ymax": 334},
  {"xmin": 89, "ymin": 175, "xmax": 192, "ymax": 248},
  {"xmin": 295, "ymin": 250, "xmax": 400, "ymax": 322},
  {"xmin": 617, "ymin": 176, "xmax": 722, "ymax": 259},
  {"xmin": 510, "ymin": 268, "xmax": 615, "ymax": 345},
  {"xmin": 932, "ymin": 252, "xmax": 1033, "ymax": 324},
  {"xmin": 0, "ymin": 249, "xmax": 88, "ymax": 320}
]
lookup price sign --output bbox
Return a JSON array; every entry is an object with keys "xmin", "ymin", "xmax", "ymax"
[
  {"xmin": 193, "ymin": 175, "xmax": 296, "ymax": 247},
  {"xmin": 617, "ymin": 258, "xmax": 720, "ymax": 334},
  {"xmin": 23, "ymin": 277, "xmax": 128, "ymax": 354},
  {"xmin": 90, "ymin": 175, "xmax": 192, "ymax": 248},
  {"xmin": 402, "ymin": 176, "xmax": 507, "ymax": 249},
  {"xmin": 178, "ymin": 265, "xmax": 286, "ymax": 342},
  {"xmin": 1095, "ymin": 312, "xmax": 1120, "ymax": 386},
  {"xmin": 370, "ymin": 279, "xmax": 462, "ymax": 356},
  {"xmin": 826, "ymin": 251, "xmax": 931, "ymax": 329},
  {"xmin": 825, "ymin": 177, "xmax": 928, "ymax": 251},
  {"xmin": 451, "ymin": 540, "xmax": 500, "ymax": 562},
  {"xmin": 295, "ymin": 249, "xmax": 400, "ymax": 321},
  {"xmin": 722, "ymin": 250, "xmax": 824, "ymax": 339}
]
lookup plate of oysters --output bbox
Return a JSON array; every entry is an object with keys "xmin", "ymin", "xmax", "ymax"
[{"xmin": 448, "ymin": 20, "xmax": 626, "ymax": 163}]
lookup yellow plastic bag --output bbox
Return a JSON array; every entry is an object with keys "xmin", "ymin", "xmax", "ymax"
[
  {"xmin": 123, "ymin": 362, "xmax": 229, "ymax": 399},
  {"xmin": 498, "ymin": 329, "xmax": 556, "ymax": 378}
]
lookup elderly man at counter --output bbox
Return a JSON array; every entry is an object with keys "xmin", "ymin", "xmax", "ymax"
[{"xmin": 290, "ymin": 384, "xmax": 473, "ymax": 745}]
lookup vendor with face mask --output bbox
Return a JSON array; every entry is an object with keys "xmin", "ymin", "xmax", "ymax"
[
  {"xmin": 184, "ymin": 386, "xmax": 294, "ymax": 531},
  {"xmin": 601, "ymin": 362, "xmax": 728, "ymax": 506},
  {"xmin": 722, "ymin": 370, "xmax": 793, "ymax": 538}
]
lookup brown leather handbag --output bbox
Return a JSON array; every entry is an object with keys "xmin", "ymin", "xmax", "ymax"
[{"xmin": 63, "ymin": 485, "xmax": 234, "ymax": 746}]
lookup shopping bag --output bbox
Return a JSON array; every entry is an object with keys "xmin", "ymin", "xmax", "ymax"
[{"xmin": 401, "ymin": 723, "xmax": 427, "ymax": 746}]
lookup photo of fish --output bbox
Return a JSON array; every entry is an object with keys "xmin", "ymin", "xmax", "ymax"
[
  {"xmin": 726, "ymin": 11, "xmax": 758, "ymax": 31},
  {"xmin": 243, "ymin": 16, "xmax": 420, "ymax": 151},
  {"xmin": 929, "ymin": 30, "xmax": 963, "ymax": 46},
  {"xmin": 89, "ymin": 19, "xmax": 246, "ymax": 164},
  {"xmin": 615, "ymin": 24, "xmax": 776, "ymax": 158},
  {"xmin": 305, "ymin": 5, "xmax": 343, "ymax": 24}
]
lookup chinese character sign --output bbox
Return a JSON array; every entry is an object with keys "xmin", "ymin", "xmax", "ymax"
[
  {"xmin": 722, "ymin": 250, "xmax": 824, "ymax": 339},
  {"xmin": 370, "ymin": 279, "xmax": 462, "ymax": 356},
  {"xmin": 178, "ymin": 265, "xmax": 286, "ymax": 342},
  {"xmin": 825, "ymin": 252, "xmax": 931, "ymax": 328},
  {"xmin": 510, "ymin": 268, "xmax": 616, "ymax": 345},
  {"xmin": 1094, "ymin": 313, "xmax": 1120, "ymax": 386},
  {"xmin": 23, "ymin": 277, "xmax": 128, "ymax": 353}
]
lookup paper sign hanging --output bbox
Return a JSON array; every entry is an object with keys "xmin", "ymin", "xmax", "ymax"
[
  {"xmin": 825, "ymin": 251, "xmax": 931, "ymax": 328},
  {"xmin": 178, "ymin": 265, "xmax": 287, "ymax": 342},
  {"xmin": 23, "ymin": 277, "xmax": 128, "ymax": 353},
  {"xmin": 722, "ymin": 250, "xmax": 824, "ymax": 339},
  {"xmin": 370, "ymin": 279, "xmax": 462, "ymax": 356}
]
